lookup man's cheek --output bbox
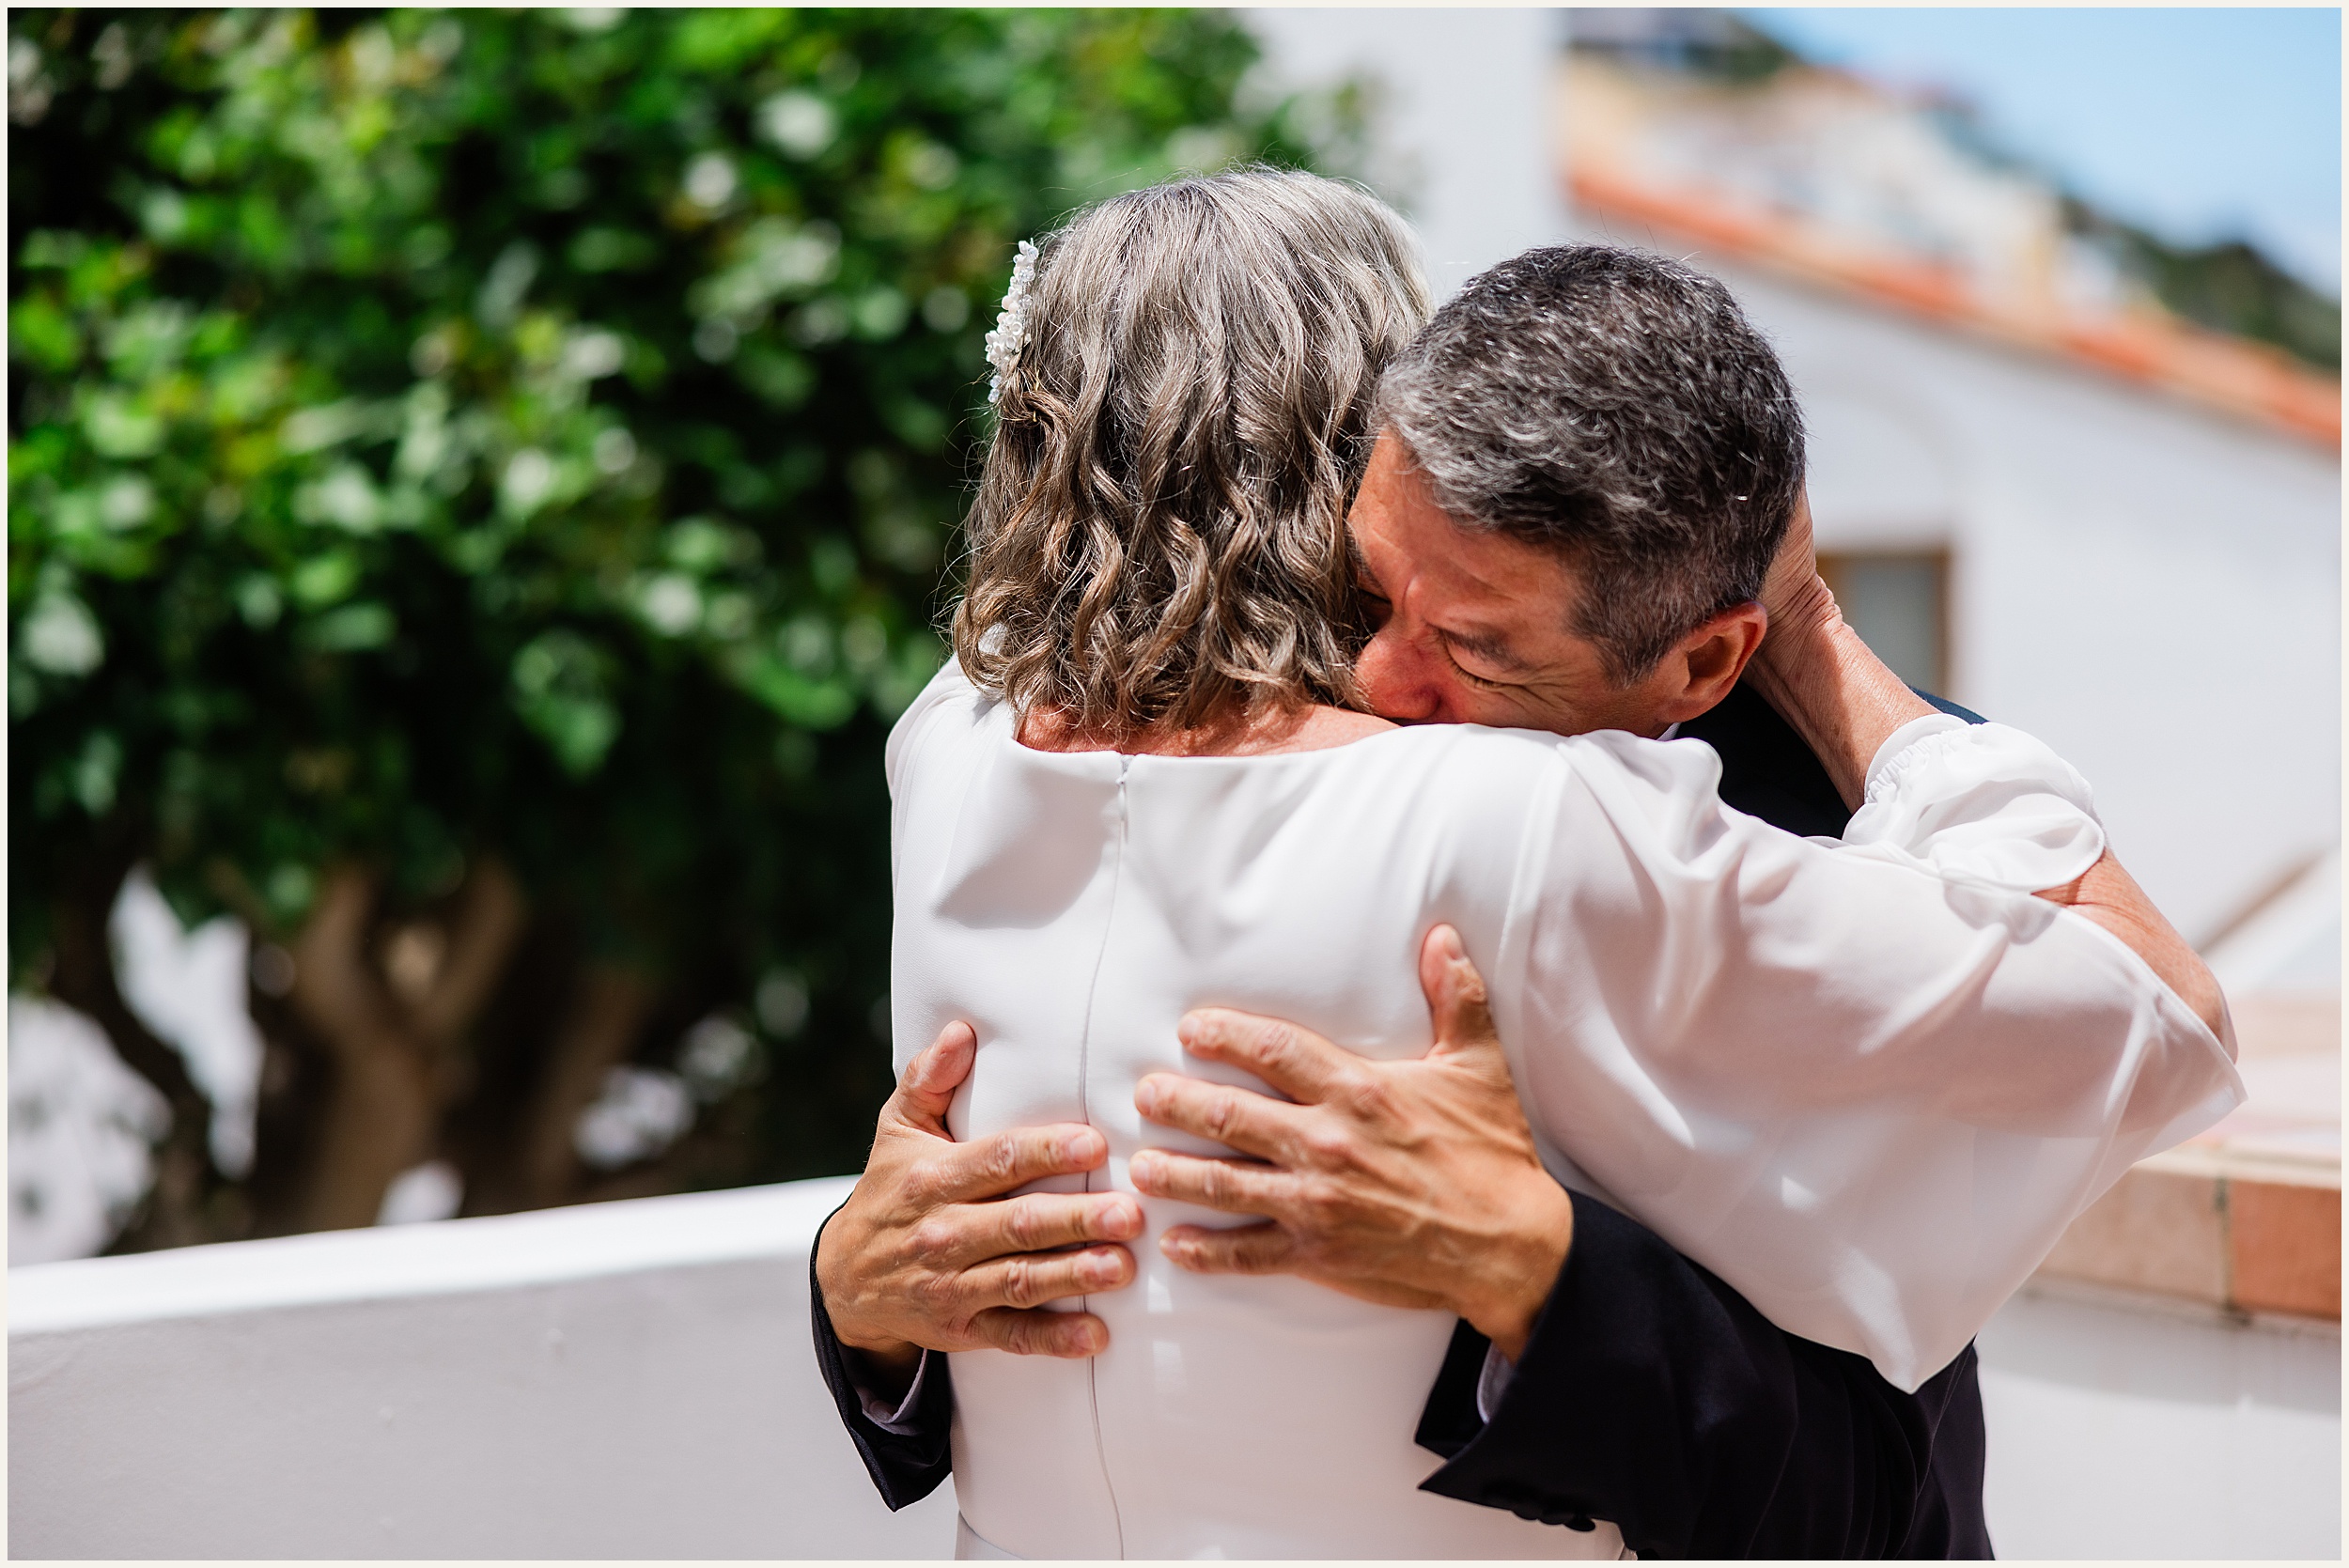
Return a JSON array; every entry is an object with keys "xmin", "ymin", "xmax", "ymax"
[{"xmin": 1482, "ymin": 688, "xmax": 1586, "ymax": 737}]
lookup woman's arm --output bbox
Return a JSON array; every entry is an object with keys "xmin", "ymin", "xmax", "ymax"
[
  {"xmin": 1511, "ymin": 714, "xmax": 2242, "ymax": 1389},
  {"xmin": 2038, "ymin": 851, "xmax": 2231, "ymax": 1048},
  {"xmin": 1744, "ymin": 497, "xmax": 2224, "ymax": 1041}
]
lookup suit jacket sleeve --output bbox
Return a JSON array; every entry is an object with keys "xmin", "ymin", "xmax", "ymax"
[
  {"xmin": 1414, "ymin": 1190, "xmax": 1989, "ymax": 1559},
  {"xmin": 808, "ymin": 1205, "xmax": 955, "ymax": 1510},
  {"xmin": 1415, "ymin": 683, "xmax": 1995, "ymax": 1560}
]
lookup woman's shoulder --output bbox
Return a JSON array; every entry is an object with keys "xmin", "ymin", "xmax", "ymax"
[
  {"xmin": 884, "ymin": 658, "xmax": 996, "ymax": 794},
  {"xmin": 1316, "ymin": 719, "xmax": 1583, "ymax": 809},
  {"xmin": 1360, "ymin": 722, "xmax": 1739, "ymax": 833}
]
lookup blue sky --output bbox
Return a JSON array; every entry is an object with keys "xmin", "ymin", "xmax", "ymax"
[{"xmin": 1739, "ymin": 8, "xmax": 2342, "ymax": 296}]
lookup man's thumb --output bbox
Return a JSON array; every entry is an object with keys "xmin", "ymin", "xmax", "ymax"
[
  {"xmin": 894, "ymin": 1019, "xmax": 977, "ymax": 1128},
  {"xmin": 1419, "ymin": 924, "xmax": 1504, "ymax": 1067}
]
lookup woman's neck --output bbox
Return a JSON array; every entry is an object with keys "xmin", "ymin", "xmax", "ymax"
[{"xmin": 1017, "ymin": 702, "xmax": 1394, "ymax": 757}]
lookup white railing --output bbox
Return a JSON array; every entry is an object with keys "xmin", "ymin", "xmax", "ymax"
[{"xmin": 10, "ymin": 1176, "xmax": 2340, "ymax": 1559}]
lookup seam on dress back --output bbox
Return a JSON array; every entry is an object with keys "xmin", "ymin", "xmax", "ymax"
[{"xmin": 1072, "ymin": 753, "xmax": 1131, "ymax": 1558}]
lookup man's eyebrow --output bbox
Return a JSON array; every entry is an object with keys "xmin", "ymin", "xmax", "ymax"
[{"xmin": 1439, "ymin": 624, "xmax": 1532, "ymax": 672}]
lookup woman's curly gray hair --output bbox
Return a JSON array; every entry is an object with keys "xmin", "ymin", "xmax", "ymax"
[{"xmin": 951, "ymin": 167, "xmax": 1429, "ymax": 741}]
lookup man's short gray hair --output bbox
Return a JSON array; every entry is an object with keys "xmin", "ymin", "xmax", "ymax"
[{"xmin": 1375, "ymin": 244, "xmax": 1806, "ymax": 682}]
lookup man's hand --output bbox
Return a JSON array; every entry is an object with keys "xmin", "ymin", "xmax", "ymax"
[
  {"xmin": 1128, "ymin": 925, "xmax": 1574, "ymax": 1360},
  {"xmin": 814, "ymin": 1021, "xmax": 1143, "ymax": 1392}
]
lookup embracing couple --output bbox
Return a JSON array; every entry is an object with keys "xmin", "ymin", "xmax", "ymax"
[{"xmin": 810, "ymin": 169, "xmax": 2239, "ymax": 1560}]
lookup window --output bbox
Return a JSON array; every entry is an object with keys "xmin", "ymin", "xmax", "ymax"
[{"xmin": 1816, "ymin": 551, "xmax": 1950, "ymax": 698}]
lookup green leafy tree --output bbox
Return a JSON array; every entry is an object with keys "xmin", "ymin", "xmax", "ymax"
[{"xmin": 9, "ymin": 8, "xmax": 1355, "ymax": 1247}]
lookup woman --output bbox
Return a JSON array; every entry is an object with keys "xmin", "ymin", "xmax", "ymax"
[{"xmin": 850, "ymin": 170, "xmax": 2232, "ymax": 1558}]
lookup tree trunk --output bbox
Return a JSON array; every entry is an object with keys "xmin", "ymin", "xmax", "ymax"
[
  {"xmin": 278, "ymin": 859, "xmax": 527, "ymax": 1232},
  {"xmin": 49, "ymin": 845, "xmax": 224, "ymax": 1253},
  {"xmin": 503, "ymin": 965, "xmax": 658, "ymax": 1213}
]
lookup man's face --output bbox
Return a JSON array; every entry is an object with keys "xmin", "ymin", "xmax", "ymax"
[{"xmin": 1348, "ymin": 434, "xmax": 1683, "ymax": 738}]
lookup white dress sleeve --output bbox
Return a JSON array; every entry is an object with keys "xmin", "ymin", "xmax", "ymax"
[
  {"xmin": 1493, "ymin": 718, "xmax": 2242, "ymax": 1392},
  {"xmin": 883, "ymin": 658, "xmax": 978, "ymax": 800},
  {"xmin": 884, "ymin": 659, "xmax": 983, "ymax": 881}
]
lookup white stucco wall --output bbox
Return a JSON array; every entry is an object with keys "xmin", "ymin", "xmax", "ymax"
[
  {"xmin": 1242, "ymin": 8, "xmax": 1574, "ymax": 299},
  {"xmin": 11, "ymin": 1178, "xmax": 2339, "ymax": 1559},
  {"xmin": 1674, "ymin": 261, "xmax": 2342, "ymax": 944}
]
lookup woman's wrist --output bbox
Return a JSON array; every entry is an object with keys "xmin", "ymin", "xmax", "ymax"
[{"xmin": 1749, "ymin": 601, "xmax": 1932, "ymax": 810}]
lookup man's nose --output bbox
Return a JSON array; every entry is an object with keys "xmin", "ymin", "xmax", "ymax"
[{"xmin": 1357, "ymin": 624, "xmax": 1441, "ymax": 723}]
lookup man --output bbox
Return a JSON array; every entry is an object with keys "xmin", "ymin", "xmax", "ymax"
[{"xmin": 811, "ymin": 246, "xmax": 2223, "ymax": 1557}]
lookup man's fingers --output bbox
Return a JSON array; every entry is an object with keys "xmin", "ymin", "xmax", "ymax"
[
  {"xmin": 930, "ymin": 1191, "xmax": 1143, "ymax": 1266},
  {"xmin": 1128, "ymin": 1148, "xmax": 1292, "ymax": 1219},
  {"xmin": 892, "ymin": 1021, "xmax": 977, "ymax": 1129},
  {"xmin": 1419, "ymin": 924, "xmax": 1505, "ymax": 1075},
  {"xmin": 916, "ymin": 1122, "xmax": 1109, "ymax": 1204},
  {"xmin": 1175, "ymin": 1008, "xmax": 1356, "ymax": 1106},
  {"xmin": 1133, "ymin": 1072, "xmax": 1308, "ymax": 1164},
  {"xmin": 1159, "ymin": 1220, "xmax": 1297, "ymax": 1276},
  {"xmin": 959, "ymin": 1243, "xmax": 1135, "ymax": 1312},
  {"xmin": 968, "ymin": 1307, "xmax": 1110, "ymax": 1358}
]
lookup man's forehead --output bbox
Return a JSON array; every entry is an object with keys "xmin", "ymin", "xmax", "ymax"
[{"xmin": 1357, "ymin": 500, "xmax": 1575, "ymax": 635}]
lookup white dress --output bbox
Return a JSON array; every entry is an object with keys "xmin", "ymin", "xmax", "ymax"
[{"xmin": 886, "ymin": 662, "xmax": 2238, "ymax": 1560}]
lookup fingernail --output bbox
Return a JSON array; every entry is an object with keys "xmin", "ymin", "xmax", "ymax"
[
  {"xmin": 1060, "ymin": 1130, "xmax": 1097, "ymax": 1163},
  {"xmin": 1107, "ymin": 1198, "xmax": 1142, "ymax": 1235},
  {"xmin": 1134, "ymin": 1080, "xmax": 1159, "ymax": 1115},
  {"xmin": 1128, "ymin": 1152, "xmax": 1157, "ymax": 1187},
  {"xmin": 1176, "ymin": 1016, "xmax": 1200, "ymax": 1045}
]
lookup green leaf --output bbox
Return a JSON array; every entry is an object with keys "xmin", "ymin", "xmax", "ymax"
[
  {"xmin": 8, "ymin": 295, "xmax": 82, "ymax": 371},
  {"xmin": 735, "ymin": 653, "xmax": 859, "ymax": 730},
  {"xmin": 305, "ymin": 601, "xmax": 397, "ymax": 652}
]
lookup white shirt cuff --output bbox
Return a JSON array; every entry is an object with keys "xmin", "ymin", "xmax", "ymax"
[
  {"xmin": 1475, "ymin": 1343, "xmax": 1516, "ymax": 1424},
  {"xmin": 851, "ymin": 1348, "xmax": 933, "ymax": 1434},
  {"xmin": 1847, "ymin": 716, "xmax": 2106, "ymax": 892}
]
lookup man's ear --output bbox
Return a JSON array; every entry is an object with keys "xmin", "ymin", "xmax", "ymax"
[{"xmin": 1656, "ymin": 601, "xmax": 1767, "ymax": 725}]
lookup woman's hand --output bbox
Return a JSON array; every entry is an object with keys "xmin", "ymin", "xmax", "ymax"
[
  {"xmin": 1756, "ymin": 487, "xmax": 1843, "ymax": 653},
  {"xmin": 814, "ymin": 1022, "xmax": 1143, "ymax": 1389},
  {"xmin": 1744, "ymin": 488, "xmax": 1933, "ymax": 808}
]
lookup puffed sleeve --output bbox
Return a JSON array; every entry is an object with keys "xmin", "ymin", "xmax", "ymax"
[{"xmin": 1488, "ymin": 719, "xmax": 2242, "ymax": 1390}]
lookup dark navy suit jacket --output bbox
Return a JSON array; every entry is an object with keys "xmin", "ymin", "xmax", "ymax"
[{"xmin": 810, "ymin": 681, "xmax": 1995, "ymax": 1559}]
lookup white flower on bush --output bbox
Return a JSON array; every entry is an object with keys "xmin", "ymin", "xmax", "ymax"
[
  {"xmin": 758, "ymin": 90, "xmax": 835, "ymax": 159},
  {"xmin": 20, "ymin": 592, "xmax": 104, "ymax": 675},
  {"xmin": 574, "ymin": 1066, "xmax": 693, "ymax": 1171}
]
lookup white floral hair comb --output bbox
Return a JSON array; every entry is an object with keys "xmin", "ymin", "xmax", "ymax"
[{"xmin": 984, "ymin": 239, "xmax": 1039, "ymax": 406}]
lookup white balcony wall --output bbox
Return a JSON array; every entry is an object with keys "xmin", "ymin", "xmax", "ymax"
[
  {"xmin": 1980, "ymin": 1283, "xmax": 2341, "ymax": 1559},
  {"xmin": 8, "ymin": 1178, "xmax": 956, "ymax": 1560},
  {"xmin": 12, "ymin": 1177, "xmax": 2340, "ymax": 1559}
]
